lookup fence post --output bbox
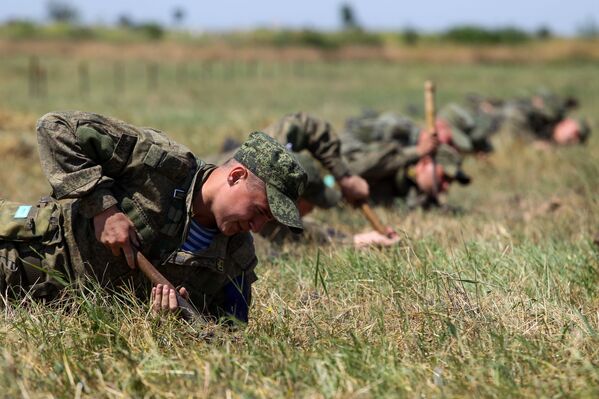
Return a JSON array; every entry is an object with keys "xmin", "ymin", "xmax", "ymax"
[
  {"xmin": 147, "ymin": 62, "xmax": 158, "ymax": 90},
  {"xmin": 176, "ymin": 62, "xmax": 187, "ymax": 85},
  {"xmin": 78, "ymin": 61, "xmax": 90, "ymax": 96},
  {"xmin": 114, "ymin": 61, "xmax": 125, "ymax": 93},
  {"xmin": 29, "ymin": 56, "xmax": 40, "ymax": 97}
]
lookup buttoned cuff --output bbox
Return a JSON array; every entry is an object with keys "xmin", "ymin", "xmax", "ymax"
[
  {"xmin": 329, "ymin": 161, "xmax": 351, "ymax": 181},
  {"xmin": 77, "ymin": 188, "xmax": 118, "ymax": 218},
  {"xmin": 402, "ymin": 146, "xmax": 423, "ymax": 165}
]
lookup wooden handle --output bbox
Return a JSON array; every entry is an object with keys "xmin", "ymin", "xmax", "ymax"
[
  {"xmin": 424, "ymin": 80, "xmax": 439, "ymax": 197},
  {"xmin": 135, "ymin": 250, "xmax": 202, "ymax": 321},
  {"xmin": 360, "ymin": 203, "xmax": 388, "ymax": 235},
  {"xmin": 424, "ymin": 80, "xmax": 437, "ymax": 136}
]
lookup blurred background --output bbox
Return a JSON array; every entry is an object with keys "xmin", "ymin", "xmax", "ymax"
[{"xmin": 0, "ymin": 1, "xmax": 597, "ymax": 201}]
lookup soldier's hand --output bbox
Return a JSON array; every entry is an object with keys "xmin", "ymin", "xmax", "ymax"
[
  {"xmin": 417, "ymin": 130, "xmax": 440, "ymax": 157},
  {"xmin": 151, "ymin": 284, "xmax": 190, "ymax": 315},
  {"xmin": 353, "ymin": 230, "xmax": 401, "ymax": 249},
  {"xmin": 338, "ymin": 175, "xmax": 370, "ymax": 205},
  {"xmin": 384, "ymin": 226, "xmax": 399, "ymax": 239},
  {"xmin": 93, "ymin": 205, "xmax": 140, "ymax": 269}
]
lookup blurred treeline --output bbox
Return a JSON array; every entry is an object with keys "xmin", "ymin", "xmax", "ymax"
[
  {"xmin": 4, "ymin": 21, "xmax": 597, "ymax": 48},
  {"xmin": 2, "ymin": 1, "xmax": 598, "ymax": 49}
]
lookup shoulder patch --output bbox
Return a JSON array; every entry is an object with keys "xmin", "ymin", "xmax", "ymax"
[{"xmin": 14, "ymin": 205, "xmax": 32, "ymax": 219}]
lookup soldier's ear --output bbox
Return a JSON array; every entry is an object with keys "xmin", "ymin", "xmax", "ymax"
[{"xmin": 228, "ymin": 165, "xmax": 249, "ymax": 186}]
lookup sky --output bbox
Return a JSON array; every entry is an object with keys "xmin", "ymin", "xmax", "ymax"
[{"xmin": 2, "ymin": 0, "xmax": 598, "ymax": 35}]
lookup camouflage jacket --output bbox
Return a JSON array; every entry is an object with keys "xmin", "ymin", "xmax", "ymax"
[
  {"xmin": 344, "ymin": 110, "xmax": 420, "ymax": 147},
  {"xmin": 36, "ymin": 111, "xmax": 257, "ymax": 309},
  {"xmin": 504, "ymin": 92, "xmax": 572, "ymax": 140},
  {"xmin": 263, "ymin": 112, "xmax": 351, "ymax": 180}
]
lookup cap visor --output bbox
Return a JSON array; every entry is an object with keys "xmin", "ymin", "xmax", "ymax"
[
  {"xmin": 311, "ymin": 186, "xmax": 342, "ymax": 209},
  {"xmin": 454, "ymin": 171, "xmax": 472, "ymax": 185},
  {"xmin": 266, "ymin": 184, "xmax": 303, "ymax": 233},
  {"xmin": 451, "ymin": 128, "xmax": 473, "ymax": 152}
]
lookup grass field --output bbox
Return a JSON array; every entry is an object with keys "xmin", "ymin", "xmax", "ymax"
[{"xmin": 0, "ymin": 47, "xmax": 598, "ymax": 398}]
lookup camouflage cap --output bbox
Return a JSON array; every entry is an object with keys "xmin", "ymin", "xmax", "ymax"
[
  {"xmin": 234, "ymin": 132, "xmax": 308, "ymax": 233},
  {"xmin": 575, "ymin": 117, "xmax": 591, "ymax": 143},
  {"xmin": 446, "ymin": 125, "xmax": 473, "ymax": 153},
  {"xmin": 438, "ymin": 103, "xmax": 475, "ymax": 152},
  {"xmin": 435, "ymin": 144, "xmax": 471, "ymax": 185},
  {"xmin": 295, "ymin": 152, "xmax": 341, "ymax": 209}
]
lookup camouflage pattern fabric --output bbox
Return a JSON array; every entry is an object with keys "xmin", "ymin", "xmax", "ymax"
[
  {"xmin": 438, "ymin": 103, "xmax": 496, "ymax": 154},
  {"xmin": 574, "ymin": 117, "xmax": 592, "ymax": 143},
  {"xmin": 234, "ymin": 131, "xmax": 307, "ymax": 232},
  {"xmin": 1, "ymin": 111, "xmax": 266, "ymax": 319},
  {"xmin": 346, "ymin": 105, "xmax": 496, "ymax": 155},
  {"xmin": 342, "ymin": 128, "xmax": 469, "ymax": 208},
  {"xmin": 293, "ymin": 152, "xmax": 341, "ymax": 209},
  {"xmin": 0, "ymin": 197, "xmax": 69, "ymax": 301},
  {"xmin": 502, "ymin": 89, "xmax": 580, "ymax": 141},
  {"xmin": 344, "ymin": 110, "xmax": 420, "ymax": 147},
  {"xmin": 212, "ymin": 112, "xmax": 350, "ymax": 211},
  {"xmin": 263, "ymin": 112, "xmax": 351, "ymax": 180}
]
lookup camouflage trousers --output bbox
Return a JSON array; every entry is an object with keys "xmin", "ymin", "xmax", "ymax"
[{"xmin": 0, "ymin": 197, "xmax": 70, "ymax": 301}]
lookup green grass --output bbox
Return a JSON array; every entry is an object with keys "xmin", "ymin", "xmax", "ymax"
[{"xmin": 0, "ymin": 54, "xmax": 598, "ymax": 397}]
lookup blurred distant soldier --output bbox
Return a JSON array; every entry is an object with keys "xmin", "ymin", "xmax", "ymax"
[
  {"xmin": 263, "ymin": 112, "xmax": 470, "ymax": 211},
  {"xmin": 258, "ymin": 152, "xmax": 398, "ymax": 248},
  {"xmin": 262, "ymin": 112, "xmax": 370, "ymax": 206},
  {"xmin": 210, "ymin": 112, "xmax": 399, "ymax": 247},
  {"xmin": 0, "ymin": 111, "xmax": 308, "ymax": 323},
  {"xmin": 503, "ymin": 89, "xmax": 591, "ymax": 145},
  {"xmin": 341, "ymin": 132, "xmax": 471, "ymax": 209},
  {"xmin": 344, "ymin": 103, "xmax": 497, "ymax": 156},
  {"xmin": 256, "ymin": 112, "xmax": 470, "ymax": 244},
  {"xmin": 436, "ymin": 103, "xmax": 498, "ymax": 154}
]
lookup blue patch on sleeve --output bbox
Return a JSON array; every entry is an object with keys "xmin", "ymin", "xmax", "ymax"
[
  {"xmin": 14, "ymin": 205, "xmax": 32, "ymax": 219},
  {"xmin": 323, "ymin": 174, "xmax": 336, "ymax": 188}
]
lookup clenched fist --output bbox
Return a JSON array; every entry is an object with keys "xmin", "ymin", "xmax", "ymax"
[{"xmin": 93, "ymin": 205, "xmax": 140, "ymax": 269}]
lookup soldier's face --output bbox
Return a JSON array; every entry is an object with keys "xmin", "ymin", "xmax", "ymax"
[
  {"xmin": 213, "ymin": 167, "xmax": 273, "ymax": 236},
  {"xmin": 553, "ymin": 118, "xmax": 580, "ymax": 145},
  {"xmin": 415, "ymin": 157, "xmax": 450, "ymax": 196},
  {"xmin": 435, "ymin": 119, "xmax": 453, "ymax": 146}
]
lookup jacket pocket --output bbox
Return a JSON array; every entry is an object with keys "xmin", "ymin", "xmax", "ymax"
[
  {"xmin": 102, "ymin": 133, "xmax": 137, "ymax": 176},
  {"xmin": 0, "ymin": 198, "xmax": 61, "ymax": 241},
  {"xmin": 143, "ymin": 143, "xmax": 192, "ymax": 184}
]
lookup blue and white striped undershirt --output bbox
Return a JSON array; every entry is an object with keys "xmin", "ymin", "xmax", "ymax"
[{"xmin": 181, "ymin": 219, "xmax": 219, "ymax": 252}]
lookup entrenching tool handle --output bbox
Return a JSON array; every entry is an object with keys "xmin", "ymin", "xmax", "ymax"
[
  {"xmin": 425, "ymin": 80, "xmax": 437, "ymax": 136},
  {"xmin": 135, "ymin": 251, "xmax": 202, "ymax": 321},
  {"xmin": 360, "ymin": 203, "xmax": 388, "ymax": 236},
  {"xmin": 424, "ymin": 80, "xmax": 439, "ymax": 197}
]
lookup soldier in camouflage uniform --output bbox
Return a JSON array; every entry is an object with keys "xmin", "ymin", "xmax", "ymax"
[
  {"xmin": 251, "ymin": 112, "xmax": 466, "ymax": 244},
  {"xmin": 344, "ymin": 103, "xmax": 497, "ymax": 156},
  {"xmin": 260, "ymin": 112, "xmax": 469, "ymax": 212},
  {"xmin": 211, "ymin": 112, "xmax": 399, "ymax": 247},
  {"xmin": 0, "ymin": 111, "xmax": 307, "ymax": 322},
  {"xmin": 262, "ymin": 112, "xmax": 370, "ymax": 207},
  {"xmin": 503, "ymin": 90, "xmax": 591, "ymax": 145},
  {"xmin": 341, "ymin": 136, "xmax": 470, "ymax": 209},
  {"xmin": 436, "ymin": 103, "xmax": 497, "ymax": 154}
]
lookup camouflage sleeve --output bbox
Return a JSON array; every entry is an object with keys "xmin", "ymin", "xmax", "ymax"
[
  {"xmin": 263, "ymin": 112, "xmax": 351, "ymax": 180},
  {"xmin": 36, "ymin": 111, "xmax": 130, "ymax": 218},
  {"xmin": 345, "ymin": 142, "xmax": 421, "ymax": 181},
  {"xmin": 398, "ymin": 146, "xmax": 422, "ymax": 166}
]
